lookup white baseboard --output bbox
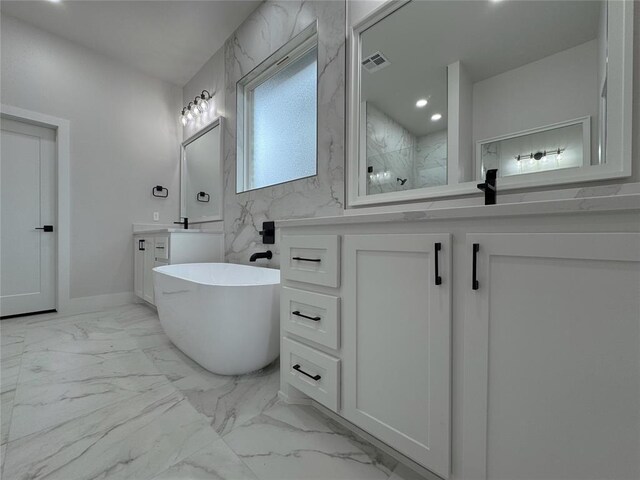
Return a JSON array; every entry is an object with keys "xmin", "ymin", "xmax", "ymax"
[
  {"xmin": 278, "ymin": 390, "xmax": 313, "ymax": 405},
  {"xmin": 59, "ymin": 291, "xmax": 136, "ymax": 316}
]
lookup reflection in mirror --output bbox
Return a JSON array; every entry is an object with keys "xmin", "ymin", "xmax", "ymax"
[
  {"xmin": 181, "ymin": 119, "xmax": 223, "ymax": 223},
  {"xmin": 358, "ymin": 0, "xmax": 613, "ymax": 198}
]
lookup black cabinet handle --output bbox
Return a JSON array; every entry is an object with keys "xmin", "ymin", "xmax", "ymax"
[
  {"xmin": 35, "ymin": 225, "xmax": 53, "ymax": 232},
  {"xmin": 138, "ymin": 239, "xmax": 145, "ymax": 251},
  {"xmin": 292, "ymin": 256, "xmax": 321, "ymax": 263},
  {"xmin": 293, "ymin": 364, "xmax": 321, "ymax": 381},
  {"xmin": 472, "ymin": 243, "xmax": 480, "ymax": 290},
  {"xmin": 434, "ymin": 242, "xmax": 442, "ymax": 286},
  {"xmin": 292, "ymin": 311, "xmax": 321, "ymax": 321}
]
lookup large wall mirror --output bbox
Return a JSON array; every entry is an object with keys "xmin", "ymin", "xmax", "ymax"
[
  {"xmin": 181, "ymin": 118, "xmax": 223, "ymax": 223},
  {"xmin": 348, "ymin": 0, "xmax": 633, "ymax": 206}
]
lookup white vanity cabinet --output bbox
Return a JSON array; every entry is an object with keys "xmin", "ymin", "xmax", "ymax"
[
  {"xmin": 133, "ymin": 231, "xmax": 223, "ymax": 306},
  {"xmin": 461, "ymin": 233, "xmax": 640, "ymax": 480},
  {"xmin": 343, "ymin": 234, "xmax": 451, "ymax": 477},
  {"xmin": 279, "ymin": 208, "xmax": 640, "ymax": 480}
]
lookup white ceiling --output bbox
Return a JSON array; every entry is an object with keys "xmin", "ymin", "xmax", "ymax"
[
  {"xmin": 361, "ymin": 0, "xmax": 602, "ymax": 136},
  {"xmin": 0, "ymin": 0, "xmax": 262, "ymax": 86}
]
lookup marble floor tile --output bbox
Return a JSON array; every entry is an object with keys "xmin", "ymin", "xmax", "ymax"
[
  {"xmin": 224, "ymin": 403, "xmax": 397, "ymax": 480},
  {"xmin": 388, "ymin": 463, "xmax": 431, "ymax": 480},
  {"xmin": 125, "ymin": 318, "xmax": 172, "ymax": 349},
  {"xmin": 9, "ymin": 351, "xmax": 170, "ymax": 441},
  {"xmin": 153, "ymin": 439, "xmax": 259, "ymax": 480},
  {"xmin": 143, "ymin": 343, "xmax": 222, "ymax": 384},
  {"xmin": 175, "ymin": 361, "xmax": 280, "ymax": 436},
  {"xmin": 3, "ymin": 385, "xmax": 220, "ymax": 480},
  {"xmin": 1, "ymin": 389, "xmax": 15, "ymax": 445}
]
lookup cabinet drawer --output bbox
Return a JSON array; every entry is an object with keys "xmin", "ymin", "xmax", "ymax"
[
  {"xmin": 154, "ymin": 236, "xmax": 169, "ymax": 260},
  {"xmin": 282, "ymin": 287, "xmax": 340, "ymax": 350},
  {"xmin": 281, "ymin": 235, "xmax": 340, "ymax": 287},
  {"xmin": 282, "ymin": 337, "xmax": 340, "ymax": 412}
]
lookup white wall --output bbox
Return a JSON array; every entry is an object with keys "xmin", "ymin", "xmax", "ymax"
[
  {"xmin": 472, "ymin": 40, "xmax": 599, "ymax": 164},
  {"xmin": 1, "ymin": 14, "xmax": 182, "ymax": 301}
]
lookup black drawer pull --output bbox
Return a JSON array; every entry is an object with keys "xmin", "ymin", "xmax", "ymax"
[
  {"xmin": 138, "ymin": 239, "xmax": 145, "ymax": 251},
  {"xmin": 292, "ymin": 256, "xmax": 321, "ymax": 263},
  {"xmin": 292, "ymin": 311, "xmax": 321, "ymax": 321},
  {"xmin": 293, "ymin": 364, "xmax": 321, "ymax": 381},
  {"xmin": 155, "ymin": 246, "xmax": 165, "ymax": 249},
  {"xmin": 472, "ymin": 243, "xmax": 480, "ymax": 290},
  {"xmin": 434, "ymin": 242, "xmax": 442, "ymax": 286}
]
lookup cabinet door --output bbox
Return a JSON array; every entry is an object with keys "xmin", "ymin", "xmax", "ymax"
[
  {"xmin": 343, "ymin": 234, "xmax": 451, "ymax": 478},
  {"xmin": 143, "ymin": 237, "xmax": 155, "ymax": 304},
  {"xmin": 462, "ymin": 233, "xmax": 640, "ymax": 480},
  {"xmin": 133, "ymin": 237, "xmax": 145, "ymax": 299}
]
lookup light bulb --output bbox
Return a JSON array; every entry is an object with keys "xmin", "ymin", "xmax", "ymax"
[
  {"xmin": 416, "ymin": 99, "xmax": 428, "ymax": 108},
  {"xmin": 431, "ymin": 113, "xmax": 442, "ymax": 121},
  {"xmin": 179, "ymin": 109, "xmax": 188, "ymax": 126},
  {"xmin": 192, "ymin": 103, "xmax": 201, "ymax": 116},
  {"xmin": 199, "ymin": 98, "xmax": 209, "ymax": 112},
  {"xmin": 186, "ymin": 109, "xmax": 194, "ymax": 121}
]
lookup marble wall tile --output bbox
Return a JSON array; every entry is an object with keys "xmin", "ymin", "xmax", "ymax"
[{"xmin": 223, "ymin": 0, "xmax": 346, "ymax": 267}]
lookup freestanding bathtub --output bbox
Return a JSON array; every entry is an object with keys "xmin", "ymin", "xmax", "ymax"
[{"xmin": 153, "ymin": 263, "xmax": 280, "ymax": 375}]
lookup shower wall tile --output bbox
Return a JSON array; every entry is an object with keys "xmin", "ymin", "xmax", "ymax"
[{"xmin": 223, "ymin": 0, "xmax": 346, "ymax": 266}]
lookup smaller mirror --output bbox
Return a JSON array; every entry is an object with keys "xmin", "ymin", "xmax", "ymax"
[{"xmin": 181, "ymin": 118, "xmax": 223, "ymax": 223}]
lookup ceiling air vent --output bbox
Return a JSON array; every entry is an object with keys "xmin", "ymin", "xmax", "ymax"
[{"xmin": 361, "ymin": 51, "xmax": 390, "ymax": 73}]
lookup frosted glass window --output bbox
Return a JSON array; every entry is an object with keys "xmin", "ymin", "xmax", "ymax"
[{"xmin": 237, "ymin": 27, "xmax": 318, "ymax": 193}]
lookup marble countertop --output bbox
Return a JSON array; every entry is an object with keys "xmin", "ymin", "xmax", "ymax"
[
  {"xmin": 276, "ymin": 192, "xmax": 640, "ymax": 228},
  {"xmin": 132, "ymin": 227, "xmax": 210, "ymax": 235}
]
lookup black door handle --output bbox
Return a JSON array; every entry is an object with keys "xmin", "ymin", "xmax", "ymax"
[
  {"xmin": 292, "ymin": 311, "xmax": 321, "ymax": 321},
  {"xmin": 434, "ymin": 242, "xmax": 442, "ymax": 286},
  {"xmin": 35, "ymin": 225, "xmax": 54, "ymax": 232},
  {"xmin": 293, "ymin": 364, "xmax": 321, "ymax": 381},
  {"xmin": 292, "ymin": 257, "xmax": 321, "ymax": 263},
  {"xmin": 138, "ymin": 239, "xmax": 145, "ymax": 251},
  {"xmin": 472, "ymin": 243, "xmax": 480, "ymax": 290}
]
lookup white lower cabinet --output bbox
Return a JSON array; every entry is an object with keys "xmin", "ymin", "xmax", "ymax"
[
  {"xmin": 133, "ymin": 231, "xmax": 223, "ymax": 306},
  {"xmin": 280, "ymin": 226, "xmax": 640, "ymax": 480},
  {"xmin": 342, "ymin": 234, "xmax": 451, "ymax": 478},
  {"xmin": 462, "ymin": 233, "xmax": 640, "ymax": 480}
]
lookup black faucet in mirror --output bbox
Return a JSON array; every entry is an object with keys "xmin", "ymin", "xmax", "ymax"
[
  {"xmin": 250, "ymin": 250, "xmax": 272, "ymax": 262},
  {"xmin": 174, "ymin": 217, "xmax": 189, "ymax": 229},
  {"xmin": 477, "ymin": 169, "xmax": 498, "ymax": 205}
]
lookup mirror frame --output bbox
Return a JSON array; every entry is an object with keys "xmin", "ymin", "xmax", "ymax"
[
  {"xmin": 180, "ymin": 116, "xmax": 224, "ymax": 223},
  {"xmin": 347, "ymin": 0, "xmax": 634, "ymax": 207}
]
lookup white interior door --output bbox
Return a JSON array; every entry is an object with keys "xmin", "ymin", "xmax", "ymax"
[{"xmin": 1, "ymin": 117, "xmax": 56, "ymax": 317}]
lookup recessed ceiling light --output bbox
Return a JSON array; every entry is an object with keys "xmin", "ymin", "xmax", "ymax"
[
  {"xmin": 416, "ymin": 99, "xmax": 428, "ymax": 108},
  {"xmin": 431, "ymin": 113, "xmax": 442, "ymax": 121},
  {"xmin": 48, "ymin": 0, "xmax": 62, "ymax": 3}
]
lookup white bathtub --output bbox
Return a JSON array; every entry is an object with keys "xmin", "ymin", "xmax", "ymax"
[{"xmin": 153, "ymin": 263, "xmax": 280, "ymax": 375}]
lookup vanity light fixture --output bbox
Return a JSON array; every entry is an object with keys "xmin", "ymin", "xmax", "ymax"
[
  {"xmin": 416, "ymin": 98, "xmax": 428, "ymax": 108},
  {"xmin": 515, "ymin": 148, "xmax": 565, "ymax": 162},
  {"xmin": 179, "ymin": 90, "xmax": 213, "ymax": 126},
  {"xmin": 194, "ymin": 90, "xmax": 212, "ymax": 113},
  {"xmin": 431, "ymin": 113, "xmax": 442, "ymax": 121}
]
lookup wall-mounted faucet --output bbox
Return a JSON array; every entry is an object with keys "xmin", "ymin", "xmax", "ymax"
[
  {"xmin": 174, "ymin": 217, "xmax": 189, "ymax": 229},
  {"xmin": 477, "ymin": 169, "xmax": 498, "ymax": 205},
  {"xmin": 250, "ymin": 250, "xmax": 272, "ymax": 262}
]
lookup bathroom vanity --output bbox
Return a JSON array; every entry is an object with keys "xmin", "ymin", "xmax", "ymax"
[
  {"xmin": 278, "ymin": 196, "xmax": 640, "ymax": 480},
  {"xmin": 133, "ymin": 229, "xmax": 223, "ymax": 305}
]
